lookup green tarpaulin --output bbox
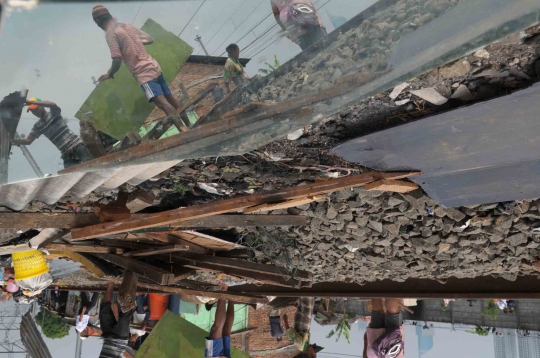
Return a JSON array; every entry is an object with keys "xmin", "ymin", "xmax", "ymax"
[
  {"xmin": 76, "ymin": 19, "xmax": 193, "ymax": 140},
  {"xmin": 135, "ymin": 311, "xmax": 252, "ymax": 358}
]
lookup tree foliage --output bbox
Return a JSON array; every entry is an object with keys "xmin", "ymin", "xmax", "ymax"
[
  {"xmin": 482, "ymin": 300, "xmax": 500, "ymax": 321},
  {"xmin": 35, "ymin": 308, "xmax": 71, "ymax": 339},
  {"xmin": 326, "ymin": 306, "xmax": 351, "ymax": 345},
  {"xmin": 259, "ymin": 55, "xmax": 281, "ymax": 75},
  {"xmin": 467, "ymin": 326, "xmax": 491, "ymax": 336}
]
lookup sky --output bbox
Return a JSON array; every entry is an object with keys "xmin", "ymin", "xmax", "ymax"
[{"xmin": 0, "ymin": 0, "xmax": 376, "ymax": 184}]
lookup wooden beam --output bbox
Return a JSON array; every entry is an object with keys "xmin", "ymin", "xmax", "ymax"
[
  {"xmin": 177, "ymin": 261, "xmax": 303, "ymax": 289},
  {"xmin": 0, "ymin": 213, "xmax": 307, "ymax": 230},
  {"xmin": 0, "ymin": 213, "xmax": 99, "ymax": 229},
  {"xmin": 243, "ymin": 195, "xmax": 325, "ymax": 214},
  {"xmin": 71, "ymin": 172, "xmax": 418, "ymax": 240},
  {"xmin": 169, "ymin": 252, "xmax": 313, "ymax": 282},
  {"xmin": 44, "ymin": 243, "xmax": 124, "ymax": 254},
  {"xmin": 129, "ymin": 281, "xmax": 268, "ymax": 305},
  {"xmin": 123, "ymin": 245, "xmax": 190, "ymax": 257},
  {"xmin": 365, "ymin": 179, "xmax": 419, "ymax": 193},
  {"xmin": 100, "ymin": 240, "xmax": 163, "ymax": 251},
  {"xmin": 93, "ymin": 253, "xmax": 175, "ymax": 285}
]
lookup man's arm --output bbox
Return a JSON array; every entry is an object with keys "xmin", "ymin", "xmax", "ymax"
[
  {"xmin": 271, "ymin": 2, "xmax": 286, "ymax": 30},
  {"xmin": 99, "ymin": 58, "xmax": 122, "ymax": 82},
  {"xmin": 11, "ymin": 132, "xmax": 36, "ymax": 146},
  {"xmin": 25, "ymin": 100, "xmax": 57, "ymax": 108},
  {"xmin": 79, "ymin": 307, "xmax": 87, "ymax": 322}
]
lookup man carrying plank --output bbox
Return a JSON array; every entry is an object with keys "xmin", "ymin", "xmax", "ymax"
[{"xmin": 92, "ymin": 5, "xmax": 188, "ymax": 134}]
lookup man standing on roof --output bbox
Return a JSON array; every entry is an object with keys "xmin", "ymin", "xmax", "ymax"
[
  {"xmin": 92, "ymin": 5, "xmax": 187, "ymax": 132},
  {"xmin": 11, "ymin": 98, "xmax": 93, "ymax": 168},
  {"xmin": 205, "ymin": 283, "xmax": 235, "ymax": 358},
  {"xmin": 224, "ymin": 44, "xmax": 249, "ymax": 93},
  {"xmin": 271, "ymin": 0, "xmax": 327, "ymax": 50}
]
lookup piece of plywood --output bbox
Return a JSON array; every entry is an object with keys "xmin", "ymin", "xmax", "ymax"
[
  {"xmin": 75, "ymin": 19, "xmax": 193, "ymax": 140},
  {"xmin": 71, "ymin": 171, "xmax": 418, "ymax": 240},
  {"xmin": 135, "ymin": 311, "xmax": 252, "ymax": 358},
  {"xmin": 93, "ymin": 253, "xmax": 175, "ymax": 285},
  {"xmin": 243, "ymin": 195, "xmax": 326, "ymax": 214},
  {"xmin": 365, "ymin": 179, "xmax": 419, "ymax": 193},
  {"xmin": 173, "ymin": 231, "xmax": 242, "ymax": 251}
]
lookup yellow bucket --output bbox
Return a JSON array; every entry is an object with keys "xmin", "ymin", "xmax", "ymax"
[{"xmin": 12, "ymin": 250, "xmax": 49, "ymax": 280}]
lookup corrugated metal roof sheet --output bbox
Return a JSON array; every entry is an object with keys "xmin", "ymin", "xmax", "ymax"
[
  {"xmin": 0, "ymin": 160, "xmax": 181, "ymax": 211},
  {"xmin": 21, "ymin": 310, "xmax": 53, "ymax": 358}
]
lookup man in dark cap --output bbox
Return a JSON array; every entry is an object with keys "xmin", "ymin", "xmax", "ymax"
[
  {"xmin": 92, "ymin": 5, "xmax": 187, "ymax": 133},
  {"xmin": 11, "ymin": 98, "xmax": 92, "ymax": 168}
]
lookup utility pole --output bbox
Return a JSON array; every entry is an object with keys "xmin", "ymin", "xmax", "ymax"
[{"xmin": 195, "ymin": 35, "xmax": 210, "ymax": 56}]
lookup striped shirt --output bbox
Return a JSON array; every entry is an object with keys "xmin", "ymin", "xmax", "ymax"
[
  {"xmin": 106, "ymin": 22, "xmax": 161, "ymax": 85},
  {"xmin": 30, "ymin": 106, "xmax": 82, "ymax": 155},
  {"xmin": 99, "ymin": 338, "xmax": 128, "ymax": 358}
]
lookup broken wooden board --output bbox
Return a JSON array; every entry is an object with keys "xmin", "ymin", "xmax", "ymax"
[
  {"xmin": 123, "ymin": 245, "xmax": 190, "ymax": 257},
  {"xmin": 243, "ymin": 195, "xmax": 326, "ymax": 214},
  {"xmin": 44, "ymin": 243, "xmax": 124, "ymax": 254},
  {"xmin": 172, "ymin": 231, "xmax": 243, "ymax": 252},
  {"xmin": 93, "ymin": 253, "xmax": 175, "ymax": 285},
  {"xmin": 71, "ymin": 172, "xmax": 418, "ymax": 240},
  {"xmin": 0, "ymin": 213, "xmax": 306, "ymax": 230},
  {"xmin": 365, "ymin": 179, "xmax": 419, "ymax": 193}
]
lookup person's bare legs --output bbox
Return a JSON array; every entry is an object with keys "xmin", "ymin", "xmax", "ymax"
[
  {"xmin": 222, "ymin": 302, "xmax": 235, "ymax": 337},
  {"xmin": 165, "ymin": 94, "xmax": 181, "ymax": 110},
  {"xmin": 372, "ymin": 298, "xmax": 385, "ymax": 314},
  {"xmin": 209, "ymin": 299, "xmax": 227, "ymax": 339},
  {"xmin": 152, "ymin": 95, "xmax": 177, "ymax": 116},
  {"xmin": 385, "ymin": 299, "xmax": 400, "ymax": 315}
]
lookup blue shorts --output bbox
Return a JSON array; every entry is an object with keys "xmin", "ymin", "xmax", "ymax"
[
  {"xmin": 141, "ymin": 73, "xmax": 171, "ymax": 102},
  {"xmin": 205, "ymin": 336, "xmax": 231, "ymax": 358}
]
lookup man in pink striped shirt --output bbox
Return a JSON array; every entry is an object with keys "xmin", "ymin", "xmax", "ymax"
[{"xmin": 92, "ymin": 5, "xmax": 187, "ymax": 132}]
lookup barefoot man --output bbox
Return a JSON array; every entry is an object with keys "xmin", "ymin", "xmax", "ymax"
[{"xmin": 205, "ymin": 284, "xmax": 235, "ymax": 358}]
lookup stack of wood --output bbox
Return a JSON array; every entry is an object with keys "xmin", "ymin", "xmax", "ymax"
[{"xmin": 0, "ymin": 172, "xmax": 419, "ymax": 304}]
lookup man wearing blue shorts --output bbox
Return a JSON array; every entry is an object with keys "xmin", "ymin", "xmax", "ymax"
[
  {"xmin": 93, "ymin": 5, "xmax": 187, "ymax": 133},
  {"xmin": 205, "ymin": 284, "xmax": 235, "ymax": 358}
]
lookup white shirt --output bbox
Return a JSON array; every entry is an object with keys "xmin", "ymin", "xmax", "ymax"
[
  {"xmin": 497, "ymin": 300, "xmax": 507, "ymax": 310},
  {"xmin": 133, "ymin": 313, "xmax": 147, "ymax": 325},
  {"xmin": 129, "ymin": 327, "xmax": 146, "ymax": 336},
  {"xmin": 75, "ymin": 315, "xmax": 89, "ymax": 332}
]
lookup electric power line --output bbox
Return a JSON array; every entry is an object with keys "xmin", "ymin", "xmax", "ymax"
[
  {"xmin": 178, "ymin": 0, "xmax": 208, "ymax": 37},
  {"xmin": 131, "ymin": 1, "xmax": 144, "ymax": 24},
  {"xmin": 243, "ymin": 26, "xmax": 281, "ymax": 58},
  {"xmin": 207, "ymin": 0, "xmax": 266, "ymax": 55}
]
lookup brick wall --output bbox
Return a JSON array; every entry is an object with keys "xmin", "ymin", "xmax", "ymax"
[
  {"xmin": 146, "ymin": 60, "xmax": 232, "ymax": 124},
  {"xmin": 231, "ymin": 305, "xmax": 300, "ymax": 358}
]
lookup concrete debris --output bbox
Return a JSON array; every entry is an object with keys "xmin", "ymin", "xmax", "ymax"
[
  {"xmin": 474, "ymin": 49, "xmax": 491, "ymax": 59},
  {"xmin": 395, "ymin": 98, "xmax": 411, "ymax": 106},
  {"xmin": 410, "ymin": 88, "xmax": 449, "ymax": 105},
  {"xmin": 440, "ymin": 60, "xmax": 472, "ymax": 78},
  {"xmin": 451, "ymin": 84, "xmax": 475, "ymax": 100},
  {"xmin": 389, "ymin": 83, "xmax": 410, "ymax": 100},
  {"xmin": 287, "ymin": 128, "xmax": 305, "ymax": 141}
]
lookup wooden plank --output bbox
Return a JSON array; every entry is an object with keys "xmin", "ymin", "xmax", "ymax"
[
  {"xmin": 71, "ymin": 172, "xmax": 418, "ymax": 240},
  {"xmin": 176, "ymin": 260, "xmax": 303, "ymax": 289},
  {"xmin": 172, "ymin": 231, "xmax": 241, "ymax": 251},
  {"xmin": 123, "ymin": 245, "xmax": 190, "ymax": 257},
  {"xmin": 93, "ymin": 253, "xmax": 175, "ymax": 285},
  {"xmin": 222, "ymin": 102, "xmax": 272, "ymax": 119},
  {"xmin": 243, "ymin": 195, "xmax": 326, "ymax": 214},
  {"xmin": 0, "ymin": 213, "xmax": 100, "ymax": 229},
  {"xmin": 365, "ymin": 179, "xmax": 419, "ymax": 193},
  {"xmin": 46, "ymin": 251, "xmax": 106, "ymax": 278},
  {"xmin": 169, "ymin": 252, "xmax": 313, "ymax": 282},
  {"xmin": 44, "ymin": 243, "xmax": 124, "ymax": 254},
  {"xmin": 167, "ymin": 235, "xmax": 210, "ymax": 254},
  {"xmin": 100, "ymin": 240, "xmax": 163, "ymax": 251},
  {"xmin": 129, "ymin": 281, "xmax": 268, "ymax": 305}
]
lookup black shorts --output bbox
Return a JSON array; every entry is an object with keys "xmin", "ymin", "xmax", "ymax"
[
  {"xmin": 99, "ymin": 302, "xmax": 133, "ymax": 339},
  {"xmin": 369, "ymin": 311, "xmax": 403, "ymax": 330}
]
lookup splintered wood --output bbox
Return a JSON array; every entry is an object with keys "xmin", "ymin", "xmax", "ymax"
[
  {"xmin": 71, "ymin": 172, "xmax": 418, "ymax": 240},
  {"xmin": 118, "ymin": 270, "xmax": 138, "ymax": 313},
  {"xmin": 365, "ymin": 179, "xmax": 419, "ymax": 193}
]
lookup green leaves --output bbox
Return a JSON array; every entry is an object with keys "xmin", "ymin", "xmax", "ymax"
[{"xmin": 35, "ymin": 308, "xmax": 71, "ymax": 339}]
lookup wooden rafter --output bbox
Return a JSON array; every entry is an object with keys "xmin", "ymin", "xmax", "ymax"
[
  {"xmin": 93, "ymin": 253, "xmax": 175, "ymax": 285},
  {"xmin": 71, "ymin": 172, "xmax": 418, "ymax": 240}
]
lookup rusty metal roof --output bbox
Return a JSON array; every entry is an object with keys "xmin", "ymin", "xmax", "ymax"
[{"xmin": 0, "ymin": 160, "xmax": 181, "ymax": 211}]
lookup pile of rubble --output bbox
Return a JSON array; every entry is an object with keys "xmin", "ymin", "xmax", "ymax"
[{"xmin": 250, "ymin": 189, "xmax": 540, "ymax": 284}]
